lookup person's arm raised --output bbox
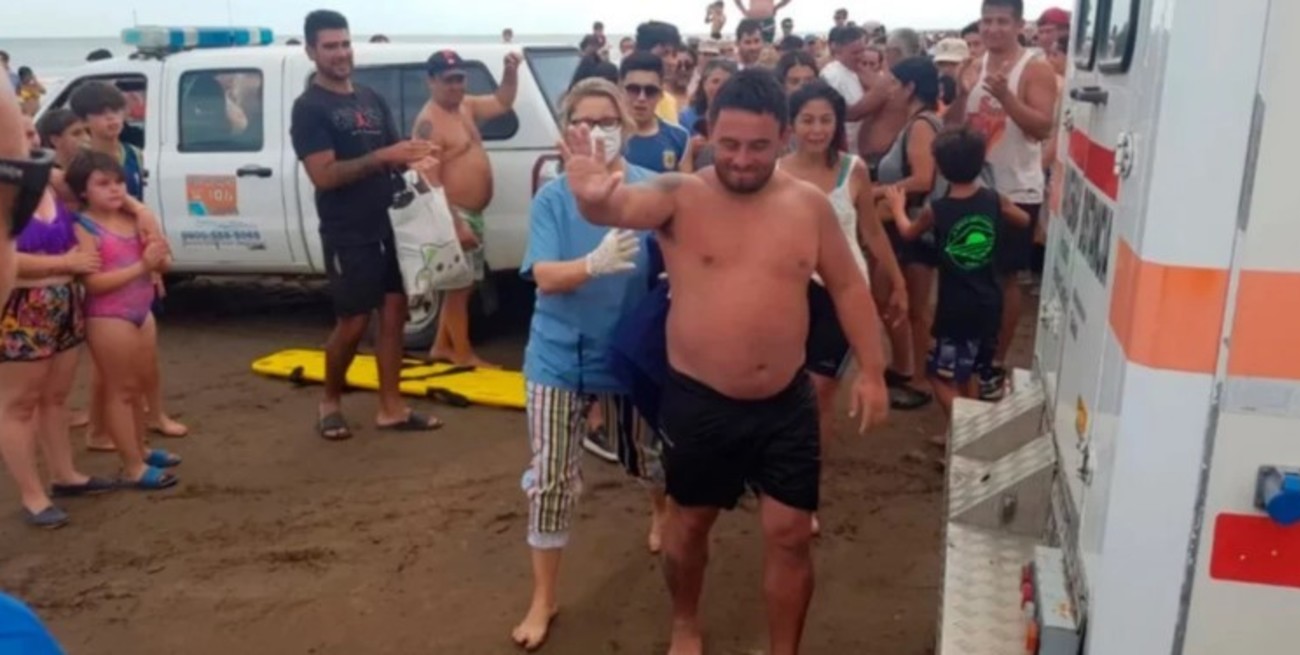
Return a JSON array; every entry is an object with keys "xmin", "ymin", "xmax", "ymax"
[
  {"xmin": 470, "ymin": 53, "xmax": 522, "ymax": 121},
  {"xmin": 559, "ymin": 125, "xmax": 677, "ymax": 231}
]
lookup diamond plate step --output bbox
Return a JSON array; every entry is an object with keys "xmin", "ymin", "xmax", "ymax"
[
  {"xmin": 949, "ymin": 435, "xmax": 1055, "ymax": 536},
  {"xmin": 951, "ymin": 377, "xmax": 1046, "ymax": 462},
  {"xmin": 938, "ymin": 523, "xmax": 1039, "ymax": 655}
]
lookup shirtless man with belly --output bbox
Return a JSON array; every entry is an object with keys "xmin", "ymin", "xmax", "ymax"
[
  {"xmin": 563, "ymin": 69, "xmax": 889, "ymax": 655},
  {"xmin": 858, "ymin": 28, "xmax": 927, "ymax": 162},
  {"xmin": 733, "ymin": 0, "xmax": 793, "ymax": 43},
  {"xmin": 412, "ymin": 49, "xmax": 519, "ymax": 367}
]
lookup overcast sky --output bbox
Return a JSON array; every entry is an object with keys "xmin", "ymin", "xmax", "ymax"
[{"xmin": 0, "ymin": 0, "xmax": 1060, "ymax": 38}]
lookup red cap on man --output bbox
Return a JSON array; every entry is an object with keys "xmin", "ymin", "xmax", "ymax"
[{"xmin": 1037, "ymin": 7, "xmax": 1072, "ymax": 28}]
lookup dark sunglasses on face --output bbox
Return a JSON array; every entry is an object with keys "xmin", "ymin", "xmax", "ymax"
[{"xmin": 624, "ymin": 83, "xmax": 662, "ymax": 99}]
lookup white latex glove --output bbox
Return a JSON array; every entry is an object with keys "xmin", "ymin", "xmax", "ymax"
[{"xmin": 585, "ymin": 228, "xmax": 640, "ymax": 277}]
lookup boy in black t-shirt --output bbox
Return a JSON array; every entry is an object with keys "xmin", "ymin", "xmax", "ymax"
[{"xmin": 885, "ymin": 127, "xmax": 1030, "ymax": 421}]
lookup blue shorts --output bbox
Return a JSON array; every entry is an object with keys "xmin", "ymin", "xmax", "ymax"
[{"xmin": 926, "ymin": 334, "xmax": 997, "ymax": 384}]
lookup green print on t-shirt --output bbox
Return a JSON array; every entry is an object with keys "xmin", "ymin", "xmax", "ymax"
[{"xmin": 944, "ymin": 214, "xmax": 996, "ymax": 271}]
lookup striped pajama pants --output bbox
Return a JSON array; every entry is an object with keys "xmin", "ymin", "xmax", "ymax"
[{"xmin": 523, "ymin": 381, "xmax": 662, "ymax": 549}]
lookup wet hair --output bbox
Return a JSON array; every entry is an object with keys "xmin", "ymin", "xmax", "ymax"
[
  {"xmin": 887, "ymin": 28, "xmax": 924, "ymax": 59},
  {"xmin": 775, "ymin": 50, "xmax": 818, "ymax": 85},
  {"xmin": 983, "ymin": 0, "xmax": 1025, "ymax": 20},
  {"xmin": 690, "ymin": 58, "xmax": 739, "ymax": 115},
  {"xmin": 828, "ymin": 26, "xmax": 865, "ymax": 47},
  {"xmin": 304, "ymin": 9, "xmax": 349, "ymax": 48},
  {"xmin": 619, "ymin": 51, "xmax": 665, "ymax": 81},
  {"xmin": 932, "ymin": 126, "xmax": 987, "ymax": 184},
  {"xmin": 736, "ymin": 18, "xmax": 764, "ymax": 41},
  {"xmin": 891, "ymin": 56, "xmax": 940, "ymax": 111},
  {"xmin": 636, "ymin": 21, "xmax": 681, "ymax": 52},
  {"xmin": 834, "ymin": 8, "xmax": 848, "ymax": 18},
  {"xmin": 593, "ymin": 21, "xmax": 605, "ymax": 31},
  {"xmin": 789, "ymin": 81, "xmax": 847, "ymax": 168},
  {"xmin": 569, "ymin": 54, "xmax": 618, "ymax": 89},
  {"xmin": 65, "ymin": 150, "xmax": 126, "ymax": 201},
  {"xmin": 560, "ymin": 78, "xmax": 634, "ymax": 136},
  {"xmin": 961, "ymin": 21, "xmax": 981, "ymax": 37},
  {"xmin": 17, "ymin": 66, "xmax": 32, "ymax": 81},
  {"xmin": 86, "ymin": 48, "xmax": 113, "ymax": 62},
  {"xmin": 779, "ymin": 35, "xmax": 805, "ymax": 53},
  {"xmin": 36, "ymin": 108, "xmax": 80, "ymax": 148},
  {"xmin": 69, "ymin": 81, "xmax": 127, "ymax": 119},
  {"xmin": 708, "ymin": 68, "xmax": 788, "ymax": 131}
]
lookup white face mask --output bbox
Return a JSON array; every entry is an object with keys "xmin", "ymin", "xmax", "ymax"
[{"xmin": 589, "ymin": 125, "xmax": 623, "ymax": 164}]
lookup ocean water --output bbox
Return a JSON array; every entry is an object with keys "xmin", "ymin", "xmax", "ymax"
[{"xmin": 0, "ymin": 34, "xmax": 589, "ymax": 83}]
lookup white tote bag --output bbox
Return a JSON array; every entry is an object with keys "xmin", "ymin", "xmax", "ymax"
[{"xmin": 389, "ymin": 170, "xmax": 475, "ymax": 302}]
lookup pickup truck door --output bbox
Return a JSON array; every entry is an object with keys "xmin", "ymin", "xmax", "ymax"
[{"xmin": 157, "ymin": 57, "xmax": 301, "ymax": 272}]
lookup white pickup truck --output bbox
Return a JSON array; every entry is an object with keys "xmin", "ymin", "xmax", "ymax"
[{"xmin": 38, "ymin": 33, "xmax": 576, "ymax": 345}]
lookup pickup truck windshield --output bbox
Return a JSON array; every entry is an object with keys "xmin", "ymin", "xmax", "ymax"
[{"xmin": 524, "ymin": 48, "xmax": 581, "ymax": 119}]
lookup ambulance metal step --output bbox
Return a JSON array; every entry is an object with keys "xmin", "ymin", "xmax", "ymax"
[{"xmin": 938, "ymin": 370, "xmax": 1056, "ymax": 655}]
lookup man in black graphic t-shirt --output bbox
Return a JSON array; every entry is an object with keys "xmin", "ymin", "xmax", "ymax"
[{"xmin": 290, "ymin": 9, "xmax": 444, "ymax": 440}]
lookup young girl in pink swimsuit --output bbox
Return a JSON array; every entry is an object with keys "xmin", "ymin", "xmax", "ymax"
[{"xmin": 67, "ymin": 151, "xmax": 180, "ymax": 490}]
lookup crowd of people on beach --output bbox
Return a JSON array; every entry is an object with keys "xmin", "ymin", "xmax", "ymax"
[{"xmin": 0, "ymin": 0, "xmax": 1073, "ymax": 652}]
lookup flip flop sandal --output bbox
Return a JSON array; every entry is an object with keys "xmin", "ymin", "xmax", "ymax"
[
  {"xmin": 129, "ymin": 466, "xmax": 178, "ymax": 491},
  {"xmin": 145, "ymin": 449, "xmax": 183, "ymax": 469},
  {"xmin": 425, "ymin": 387, "xmax": 472, "ymax": 408},
  {"xmin": 51, "ymin": 476, "xmax": 118, "ymax": 498},
  {"xmin": 378, "ymin": 411, "xmax": 444, "ymax": 432},
  {"xmin": 24, "ymin": 505, "xmax": 70, "ymax": 530},
  {"xmin": 318, "ymin": 412, "xmax": 353, "ymax": 441}
]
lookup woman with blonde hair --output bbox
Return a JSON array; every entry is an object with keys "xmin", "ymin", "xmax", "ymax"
[{"xmin": 511, "ymin": 78, "xmax": 665, "ymax": 651}]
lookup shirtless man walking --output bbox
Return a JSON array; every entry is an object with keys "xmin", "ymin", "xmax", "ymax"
[
  {"xmin": 412, "ymin": 49, "xmax": 520, "ymax": 367},
  {"xmin": 732, "ymin": 0, "xmax": 792, "ymax": 44},
  {"xmin": 948, "ymin": 0, "xmax": 1056, "ymax": 399},
  {"xmin": 563, "ymin": 69, "xmax": 889, "ymax": 655}
]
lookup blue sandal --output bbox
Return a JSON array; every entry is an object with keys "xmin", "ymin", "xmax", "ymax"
[
  {"xmin": 145, "ymin": 449, "xmax": 182, "ymax": 469},
  {"xmin": 130, "ymin": 466, "xmax": 178, "ymax": 491}
]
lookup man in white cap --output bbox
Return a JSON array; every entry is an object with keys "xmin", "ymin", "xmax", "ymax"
[{"xmin": 932, "ymin": 37, "xmax": 971, "ymax": 79}]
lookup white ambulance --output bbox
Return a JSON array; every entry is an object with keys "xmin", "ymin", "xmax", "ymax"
[
  {"xmin": 937, "ymin": 0, "xmax": 1299, "ymax": 653},
  {"xmin": 38, "ymin": 27, "xmax": 578, "ymax": 346}
]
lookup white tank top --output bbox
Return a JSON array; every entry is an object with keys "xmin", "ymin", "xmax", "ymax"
[
  {"xmin": 966, "ymin": 49, "xmax": 1045, "ymax": 204},
  {"xmin": 810, "ymin": 154, "xmax": 871, "ymax": 288}
]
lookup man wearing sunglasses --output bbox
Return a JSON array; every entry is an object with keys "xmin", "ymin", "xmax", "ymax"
[
  {"xmin": 619, "ymin": 53, "xmax": 689, "ymax": 174},
  {"xmin": 411, "ymin": 49, "xmax": 520, "ymax": 369}
]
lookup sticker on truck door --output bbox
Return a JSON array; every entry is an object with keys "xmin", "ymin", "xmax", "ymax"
[{"xmin": 186, "ymin": 175, "xmax": 239, "ymax": 216}]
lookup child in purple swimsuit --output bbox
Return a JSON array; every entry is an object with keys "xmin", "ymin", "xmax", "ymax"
[{"xmin": 67, "ymin": 151, "xmax": 181, "ymax": 491}]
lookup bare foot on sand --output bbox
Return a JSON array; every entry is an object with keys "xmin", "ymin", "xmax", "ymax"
[
  {"xmin": 70, "ymin": 411, "xmax": 90, "ymax": 429},
  {"xmin": 511, "ymin": 603, "xmax": 558, "ymax": 652},
  {"xmin": 648, "ymin": 513, "xmax": 665, "ymax": 554},
  {"xmin": 150, "ymin": 415, "xmax": 189, "ymax": 438},
  {"xmin": 667, "ymin": 619, "xmax": 704, "ymax": 655},
  {"xmin": 428, "ymin": 350, "xmax": 502, "ymax": 370},
  {"xmin": 811, "ymin": 513, "xmax": 821, "ymax": 536}
]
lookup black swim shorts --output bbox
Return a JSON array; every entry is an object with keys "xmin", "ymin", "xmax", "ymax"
[
  {"xmin": 322, "ymin": 235, "xmax": 405, "ymax": 317},
  {"xmin": 659, "ymin": 367, "xmax": 821, "ymax": 512},
  {"xmin": 805, "ymin": 282, "xmax": 850, "ymax": 379},
  {"xmin": 996, "ymin": 203, "xmax": 1041, "ymax": 275}
]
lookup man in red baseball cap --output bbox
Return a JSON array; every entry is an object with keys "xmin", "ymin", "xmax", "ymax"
[{"xmin": 1036, "ymin": 7, "xmax": 1071, "ymax": 52}]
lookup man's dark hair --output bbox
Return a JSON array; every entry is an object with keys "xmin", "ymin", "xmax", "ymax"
[
  {"xmin": 829, "ymin": 26, "xmax": 866, "ymax": 47},
  {"xmin": 779, "ymin": 35, "xmax": 805, "ymax": 53},
  {"xmin": 961, "ymin": 21, "xmax": 981, "ymax": 37},
  {"xmin": 708, "ymin": 69, "xmax": 788, "ymax": 131},
  {"xmin": 619, "ymin": 52, "xmax": 665, "ymax": 80},
  {"xmin": 69, "ymin": 81, "xmax": 127, "ymax": 119},
  {"xmin": 891, "ymin": 56, "xmax": 940, "ymax": 111},
  {"xmin": 636, "ymin": 21, "xmax": 682, "ymax": 52},
  {"xmin": 983, "ymin": 0, "xmax": 1025, "ymax": 20},
  {"xmin": 834, "ymin": 8, "xmax": 848, "ymax": 18},
  {"xmin": 65, "ymin": 150, "xmax": 126, "ymax": 200},
  {"xmin": 569, "ymin": 56, "xmax": 620, "ymax": 90},
  {"xmin": 932, "ymin": 126, "xmax": 987, "ymax": 184},
  {"xmin": 789, "ymin": 81, "xmax": 846, "ymax": 167},
  {"xmin": 775, "ymin": 50, "xmax": 818, "ymax": 84},
  {"xmin": 85, "ymin": 48, "xmax": 113, "ymax": 62},
  {"xmin": 0, "ymin": 51, "xmax": 8, "ymax": 65},
  {"xmin": 304, "ymin": 9, "xmax": 349, "ymax": 48},
  {"xmin": 36, "ymin": 108, "xmax": 80, "ymax": 148},
  {"xmin": 593, "ymin": 21, "xmax": 605, "ymax": 31},
  {"xmin": 736, "ymin": 18, "xmax": 764, "ymax": 41}
]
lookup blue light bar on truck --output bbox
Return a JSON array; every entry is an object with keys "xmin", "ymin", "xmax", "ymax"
[{"xmin": 122, "ymin": 26, "xmax": 274, "ymax": 52}]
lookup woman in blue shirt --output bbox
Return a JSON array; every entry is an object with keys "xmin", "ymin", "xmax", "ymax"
[{"xmin": 511, "ymin": 78, "xmax": 664, "ymax": 652}]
